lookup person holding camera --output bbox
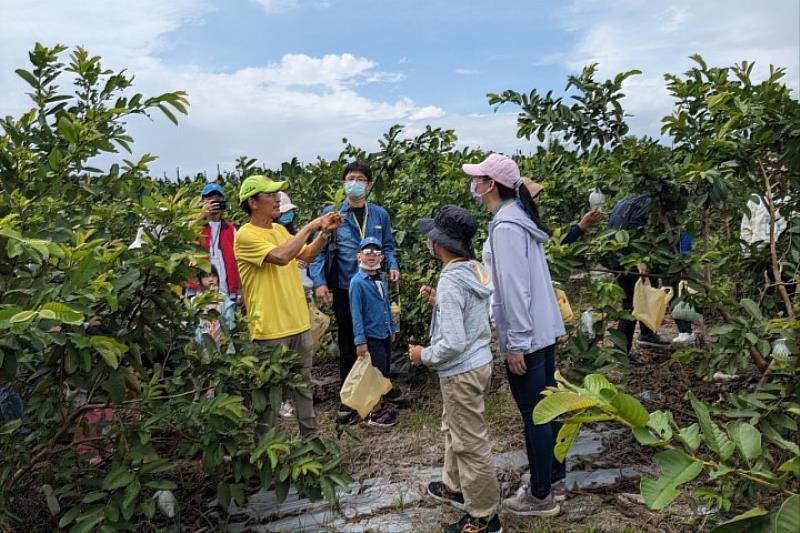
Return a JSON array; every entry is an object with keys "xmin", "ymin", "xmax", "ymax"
[{"xmin": 187, "ymin": 183, "xmax": 241, "ymax": 300}]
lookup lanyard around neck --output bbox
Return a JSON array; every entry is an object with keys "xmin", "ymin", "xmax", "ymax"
[
  {"xmin": 350, "ymin": 204, "xmax": 369, "ymax": 240},
  {"xmin": 444, "ymin": 258, "xmax": 468, "ymax": 267}
]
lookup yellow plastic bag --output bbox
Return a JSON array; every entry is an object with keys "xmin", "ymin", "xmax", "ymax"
[
  {"xmin": 633, "ymin": 278, "xmax": 673, "ymax": 331},
  {"xmin": 308, "ymin": 303, "xmax": 330, "ymax": 349},
  {"xmin": 339, "ymin": 355, "xmax": 392, "ymax": 418},
  {"xmin": 553, "ymin": 286, "xmax": 574, "ymax": 323}
]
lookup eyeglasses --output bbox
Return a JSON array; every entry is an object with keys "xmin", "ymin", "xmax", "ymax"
[
  {"xmin": 361, "ymin": 249, "xmax": 383, "ymax": 257},
  {"xmin": 256, "ymin": 191, "xmax": 279, "ymax": 199}
]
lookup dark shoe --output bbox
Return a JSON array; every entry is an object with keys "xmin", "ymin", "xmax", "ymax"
[
  {"xmin": 444, "ymin": 513, "xmax": 502, "ymax": 533},
  {"xmin": 383, "ymin": 388, "xmax": 412, "ymax": 409},
  {"xmin": 426, "ymin": 481, "xmax": 465, "ymax": 510},
  {"xmin": 636, "ymin": 333, "xmax": 669, "ymax": 349},
  {"xmin": 367, "ymin": 405, "xmax": 398, "ymax": 428},
  {"xmin": 336, "ymin": 404, "xmax": 357, "ymax": 425}
]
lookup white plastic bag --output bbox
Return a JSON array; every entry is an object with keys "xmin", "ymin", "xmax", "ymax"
[{"xmin": 580, "ymin": 309, "xmax": 595, "ymax": 337}]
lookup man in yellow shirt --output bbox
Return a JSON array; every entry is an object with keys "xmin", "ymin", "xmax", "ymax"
[{"xmin": 235, "ymin": 175, "xmax": 340, "ymax": 437}]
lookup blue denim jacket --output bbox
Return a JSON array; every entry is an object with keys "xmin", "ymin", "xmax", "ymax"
[
  {"xmin": 309, "ymin": 201, "xmax": 399, "ymax": 290},
  {"xmin": 349, "ymin": 270, "xmax": 396, "ymax": 345}
]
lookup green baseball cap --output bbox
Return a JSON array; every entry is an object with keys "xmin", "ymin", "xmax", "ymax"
[{"xmin": 238, "ymin": 175, "xmax": 288, "ymax": 202}]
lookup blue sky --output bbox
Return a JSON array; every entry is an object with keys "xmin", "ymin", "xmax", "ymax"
[{"xmin": 1, "ymin": 0, "xmax": 798, "ymax": 177}]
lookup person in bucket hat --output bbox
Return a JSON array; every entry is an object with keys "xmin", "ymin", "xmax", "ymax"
[
  {"xmin": 408, "ymin": 205, "xmax": 502, "ymax": 533},
  {"xmin": 234, "ymin": 175, "xmax": 340, "ymax": 438}
]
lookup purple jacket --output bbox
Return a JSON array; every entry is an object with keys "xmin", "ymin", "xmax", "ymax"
[{"xmin": 483, "ymin": 202, "xmax": 565, "ymax": 357}]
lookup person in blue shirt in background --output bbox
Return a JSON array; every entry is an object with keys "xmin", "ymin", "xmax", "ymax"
[
  {"xmin": 349, "ymin": 237, "xmax": 399, "ymax": 428},
  {"xmin": 309, "ymin": 161, "xmax": 408, "ymax": 424}
]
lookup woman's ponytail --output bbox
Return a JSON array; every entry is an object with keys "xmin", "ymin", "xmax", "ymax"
[{"xmin": 494, "ymin": 180, "xmax": 552, "ymax": 236}]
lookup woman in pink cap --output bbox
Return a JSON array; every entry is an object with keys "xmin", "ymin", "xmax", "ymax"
[{"xmin": 464, "ymin": 153, "xmax": 565, "ymax": 517}]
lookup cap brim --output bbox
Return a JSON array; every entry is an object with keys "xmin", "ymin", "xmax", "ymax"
[
  {"xmin": 266, "ymin": 180, "xmax": 289, "ymax": 193},
  {"xmin": 462, "ymin": 163, "xmax": 486, "ymax": 176},
  {"xmin": 280, "ymin": 202, "xmax": 298, "ymax": 213}
]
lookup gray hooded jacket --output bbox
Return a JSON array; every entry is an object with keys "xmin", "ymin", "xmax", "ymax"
[
  {"xmin": 421, "ymin": 260, "xmax": 494, "ymax": 377},
  {"xmin": 483, "ymin": 202, "xmax": 565, "ymax": 358}
]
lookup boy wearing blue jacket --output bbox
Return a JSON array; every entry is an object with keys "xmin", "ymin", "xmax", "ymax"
[
  {"xmin": 349, "ymin": 237, "xmax": 398, "ymax": 428},
  {"xmin": 408, "ymin": 205, "xmax": 502, "ymax": 533}
]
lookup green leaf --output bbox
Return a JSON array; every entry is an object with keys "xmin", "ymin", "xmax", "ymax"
[
  {"xmin": 677, "ymin": 423, "xmax": 702, "ymax": 451},
  {"xmin": 611, "ymin": 392, "xmax": 650, "ymax": 427},
  {"xmin": 58, "ymin": 505, "xmax": 82, "ymax": 528},
  {"xmin": 90, "ymin": 336, "xmax": 128, "ymax": 370},
  {"xmin": 102, "ymin": 465, "xmax": 135, "ymax": 491},
  {"xmin": 709, "ymin": 507, "xmax": 769, "ymax": 533},
  {"xmin": 69, "ymin": 512, "xmax": 104, "ymax": 533},
  {"xmin": 554, "ymin": 422, "xmax": 581, "ymax": 462},
  {"xmin": 275, "ymin": 479, "xmax": 290, "ymax": 503},
  {"xmin": 217, "ymin": 481, "xmax": 231, "ymax": 509},
  {"xmin": 726, "ymin": 421, "xmax": 761, "ymax": 463},
  {"xmin": 10, "ymin": 310, "xmax": 38, "ymax": 326},
  {"xmin": 583, "ymin": 374, "xmax": 617, "ymax": 396},
  {"xmin": 121, "ymin": 479, "xmax": 140, "ymax": 518},
  {"xmin": 15, "ymin": 68, "xmax": 38, "ymax": 88},
  {"xmin": 269, "ymin": 386, "xmax": 282, "ymax": 414},
  {"xmin": 40, "ymin": 302, "xmax": 84, "ymax": 325},
  {"xmin": 640, "ymin": 449, "xmax": 704, "ymax": 510},
  {"xmin": 58, "ymin": 115, "xmax": 78, "ymax": 144},
  {"xmin": 775, "ymin": 494, "xmax": 800, "ymax": 533},
  {"xmin": 740, "ymin": 298, "xmax": 763, "ymax": 321},
  {"xmin": 532, "ymin": 392, "xmax": 599, "ymax": 424},
  {"xmin": 688, "ymin": 392, "xmax": 736, "ymax": 460}
]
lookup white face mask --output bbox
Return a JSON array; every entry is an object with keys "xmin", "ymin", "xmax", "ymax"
[
  {"xmin": 426, "ymin": 239, "xmax": 438, "ymax": 260},
  {"xmin": 358, "ymin": 260, "xmax": 380, "ymax": 272}
]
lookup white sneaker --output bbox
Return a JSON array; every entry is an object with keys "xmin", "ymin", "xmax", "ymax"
[
  {"xmin": 671, "ymin": 332, "xmax": 696, "ymax": 346},
  {"xmin": 279, "ymin": 401, "xmax": 296, "ymax": 419}
]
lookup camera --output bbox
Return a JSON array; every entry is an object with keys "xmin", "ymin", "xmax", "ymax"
[{"xmin": 211, "ymin": 199, "xmax": 227, "ymax": 212}]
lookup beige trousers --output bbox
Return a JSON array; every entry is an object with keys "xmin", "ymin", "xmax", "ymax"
[
  {"xmin": 440, "ymin": 362, "xmax": 500, "ymax": 518},
  {"xmin": 256, "ymin": 330, "xmax": 317, "ymax": 438}
]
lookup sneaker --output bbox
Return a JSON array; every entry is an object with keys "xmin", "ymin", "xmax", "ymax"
[
  {"xmin": 671, "ymin": 332, "xmax": 696, "ymax": 347},
  {"xmin": 367, "ymin": 405, "xmax": 398, "ymax": 428},
  {"xmin": 426, "ymin": 481, "xmax": 465, "ymax": 510},
  {"xmin": 551, "ymin": 479, "xmax": 568, "ymax": 502},
  {"xmin": 278, "ymin": 401, "xmax": 295, "ymax": 419},
  {"xmin": 521, "ymin": 474, "xmax": 569, "ymax": 502},
  {"xmin": 383, "ymin": 388, "xmax": 412, "ymax": 409},
  {"xmin": 502, "ymin": 485, "xmax": 560, "ymax": 517},
  {"xmin": 636, "ymin": 333, "xmax": 669, "ymax": 348},
  {"xmin": 336, "ymin": 404, "xmax": 357, "ymax": 425},
  {"xmin": 444, "ymin": 513, "xmax": 502, "ymax": 533}
]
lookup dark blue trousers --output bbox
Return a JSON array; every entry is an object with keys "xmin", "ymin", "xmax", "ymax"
[{"xmin": 505, "ymin": 344, "xmax": 566, "ymax": 499}]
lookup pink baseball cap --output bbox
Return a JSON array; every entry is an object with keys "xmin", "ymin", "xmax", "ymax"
[{"xmin": 462, "ymin": 153, "xmax": 521, "ymax": 189}]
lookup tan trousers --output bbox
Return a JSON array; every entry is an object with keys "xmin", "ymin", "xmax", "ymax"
[
  {"xmin": 256, "ymin": 330, "xmax": 317, "ymax": 438},
  {"xmin": 440, "ymin": 363, "xmax": 500, "ymax": 518}
]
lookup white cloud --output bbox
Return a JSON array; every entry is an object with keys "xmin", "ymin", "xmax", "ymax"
[
  {"xmin": 545, "ymin": 0, "xmax": 800, "ymax": 138},
  {"xmin": 249, "ymin": 0, "xmax": 330, "ymax": 14},
  {"xmin": 0, "ymin": 1, "xmax": 443, "ymax": 176},
  {"xmin": 455, "ymin": 68, "xmax": 481, "ymax": 75},
  {"xmin": 409, "ymin": 106, "xmax": 446, "ymax": 121}
]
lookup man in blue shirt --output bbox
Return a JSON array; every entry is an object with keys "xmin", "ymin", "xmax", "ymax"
[{"xmin": 308, "ymin": 162, "xmax": 405, "ymax": 424}]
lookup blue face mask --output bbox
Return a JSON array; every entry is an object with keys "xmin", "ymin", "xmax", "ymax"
[
  {"xmin": 344, "ymin": 180, "xmax": 367, "ymax": 200},
  {"xmin": 278, "ymin": 211, "xmax": 295, "ymax": 225}
]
